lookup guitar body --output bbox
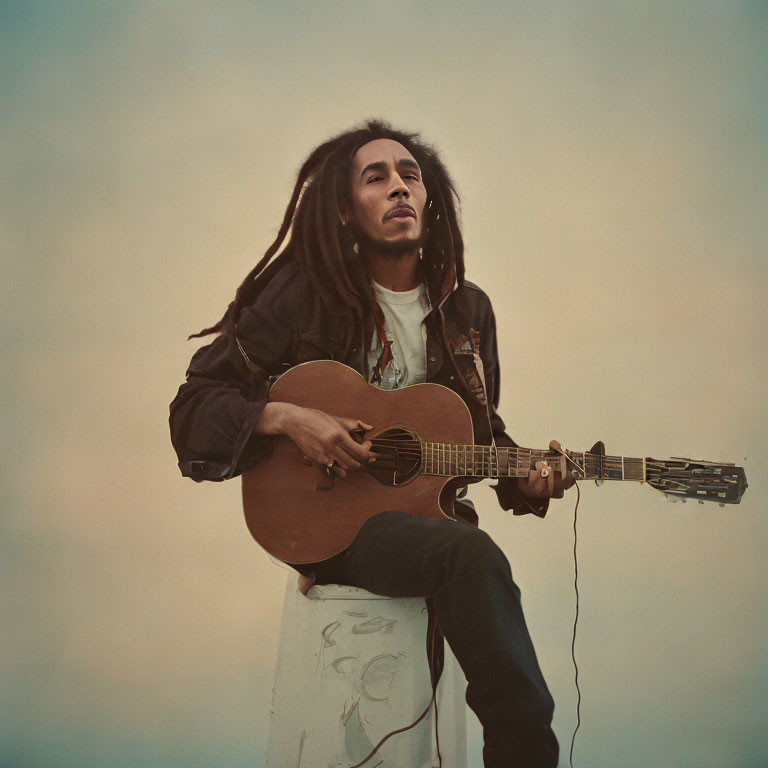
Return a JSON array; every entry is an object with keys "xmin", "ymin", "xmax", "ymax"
[{"xmin": 242, "ymin": 360, "xmax": 475, "ymax": 564}]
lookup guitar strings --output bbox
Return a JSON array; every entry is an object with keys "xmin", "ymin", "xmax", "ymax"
[
  {"xmin": 372, "ymin": 439, "xmax": 634, "ymax": 465},
  {"xmin": 371, "ymin": 440, "xmax": 638, "ymax": 487},
  {"xmin": 418, "ymin": 445, "xmax": 628, "ymax": 463},
  {"xmin": 376, "ymin": 440, "xmax": 629, "ymax": 462}
]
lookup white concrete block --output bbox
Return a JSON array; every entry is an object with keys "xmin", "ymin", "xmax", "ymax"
[{"xmin": 267, "ymin": 572, "xmax": 468, "ymax": 768}]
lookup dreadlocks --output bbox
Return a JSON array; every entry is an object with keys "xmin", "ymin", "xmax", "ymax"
[{"xmin": 191, "ymin": 120, "xmax": 465, "ymax": 353}]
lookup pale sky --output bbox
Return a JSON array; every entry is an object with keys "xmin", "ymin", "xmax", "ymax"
[{"xmin": 2, "ymin": 2, "xmax": 767, "ymax": 766}]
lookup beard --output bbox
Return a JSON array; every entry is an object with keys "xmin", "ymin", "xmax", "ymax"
[{"xmin": 350, "ymin": 221, "xmax": 428, "ymax": 259}]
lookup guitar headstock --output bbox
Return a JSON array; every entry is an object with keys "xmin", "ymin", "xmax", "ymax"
[{"xmin": 646, "ymin": 457, "xmax": 748, "ymax": 505}]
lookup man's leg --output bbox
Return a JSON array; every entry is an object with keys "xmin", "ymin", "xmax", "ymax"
[{"xmin": 312, "ymin": 510, "xmax": 559, "ymax": 768}]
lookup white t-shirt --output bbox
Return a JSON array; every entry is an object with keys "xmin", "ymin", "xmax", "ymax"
[{"xmin": 367, "ymin": 281, "xmax": 430, "ymax": 389}]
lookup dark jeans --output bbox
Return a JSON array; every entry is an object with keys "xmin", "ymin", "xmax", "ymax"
[{"xmin": 306, "ymin": 510, "xmax": 559, "ymax": 768}]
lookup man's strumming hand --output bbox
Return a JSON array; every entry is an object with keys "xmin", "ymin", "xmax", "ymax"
[{"xmin": 256, "ymin": 402, "xmax": 374, "ymax": 477}]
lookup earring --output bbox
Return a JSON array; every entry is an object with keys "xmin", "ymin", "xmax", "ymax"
[{"xmin": 353, "ymin": 242, "xmax": 359, "ymax": 254}]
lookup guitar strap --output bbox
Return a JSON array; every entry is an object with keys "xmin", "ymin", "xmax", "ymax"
[
  {"xmin": 368, "ymin": 323, "xmax": 394, "ymax": 386},
  {"xmin": 235, "ymin": 334, "xmax": 261, "ymax": 376}
]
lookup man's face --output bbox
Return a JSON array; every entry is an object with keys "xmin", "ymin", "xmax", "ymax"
[{"xmin": 346, "ymin": 138, "xmax": 428, "ymax": 253}]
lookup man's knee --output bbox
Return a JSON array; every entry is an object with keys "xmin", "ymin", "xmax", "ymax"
[{"xmin": 445, "ymin": 523, "xmax": 507, "ymax": 571}]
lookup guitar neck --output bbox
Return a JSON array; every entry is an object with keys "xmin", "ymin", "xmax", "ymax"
[{"xmin": 422, "ymin": 443, "xmax": 646, "ymax": 482}]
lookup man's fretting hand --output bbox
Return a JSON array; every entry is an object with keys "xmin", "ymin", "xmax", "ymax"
[
  {"xmin": 517, "ymin": 439, "xmax": 576, "ymax": 499},
  {"xmin": 256, "ymin": 402, "xmax": 374, "ymax": 477}
]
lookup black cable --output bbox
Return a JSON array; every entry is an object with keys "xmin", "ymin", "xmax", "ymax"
[
  {"xmin": 348, "ymin": 619, "xmax": 442, "ymax": 768},
  {"xmin": 569, "ymin": 483, "xmax": 582, "ymax": 768},
  {"xmin": 347, "ymin": 696, "xmax": 434, "ymax": 768},
  {"xmin": 431, "ymin": 620, "xmax": 443, "ymax": 768}
]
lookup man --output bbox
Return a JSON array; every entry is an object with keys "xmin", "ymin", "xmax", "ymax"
[{"xmin": 170, "ymin": 120, "xmax": 573, "ymax": 767}]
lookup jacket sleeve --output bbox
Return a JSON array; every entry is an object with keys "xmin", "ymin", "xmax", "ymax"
[
  {"xmin": 479, "ymin": 299, "xmax": 550, "ymax": 518},
  {"xmin": 168, "ymin": 266, "xmax": 298, "ymax": 482}
]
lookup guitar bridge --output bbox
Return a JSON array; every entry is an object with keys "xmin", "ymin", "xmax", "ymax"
[{"xmin": 316, "ymin": 464, "xmax": 335, "ymax": 491}]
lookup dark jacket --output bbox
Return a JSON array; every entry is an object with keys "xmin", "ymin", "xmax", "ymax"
[{"xmin": 169, "ymin": 261, "xmax": 548, "ymax": 520}]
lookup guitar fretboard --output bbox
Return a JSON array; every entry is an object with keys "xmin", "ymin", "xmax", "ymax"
[{"xmin": 422, "ymin": 443, "xmax": 646, "ymax": 482}]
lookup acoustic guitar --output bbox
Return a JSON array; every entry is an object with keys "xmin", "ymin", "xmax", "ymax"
[{"xmin": 241, "ymin": 361, "xmax": 748, "ymax": 564}]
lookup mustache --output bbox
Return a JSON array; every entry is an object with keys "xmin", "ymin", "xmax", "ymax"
[{"xmin": 384, "ymin": 203, "xmax": 417, "ymax": 221}]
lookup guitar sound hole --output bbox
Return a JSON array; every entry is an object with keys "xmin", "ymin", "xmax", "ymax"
[{"xmin": 368, "ymin": 428, "xmax": 422, "ymax": 486}]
